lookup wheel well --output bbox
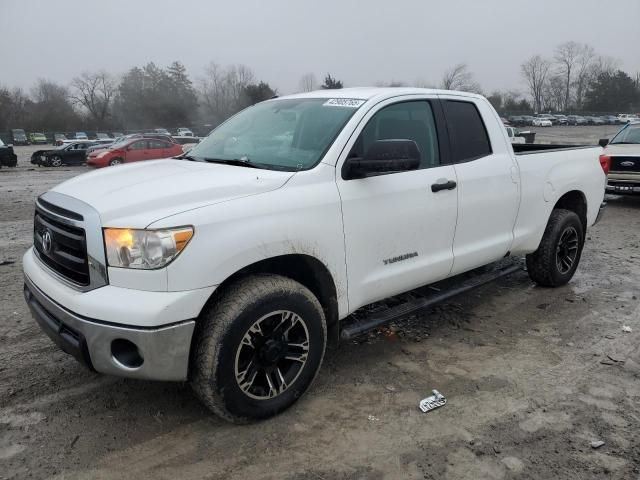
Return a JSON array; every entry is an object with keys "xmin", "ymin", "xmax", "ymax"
[
  {"xmin": 553, "ymin": 191, "xmax": 587, "ymax": 233},
  {"xmin": 205, "ymin": 254, "xmax": 340, "ymax": 345}
]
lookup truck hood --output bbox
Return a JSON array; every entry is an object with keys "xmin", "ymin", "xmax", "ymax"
[{"xmin": 51, "ymin": 159, "xmax": 295, "ymax": 227}]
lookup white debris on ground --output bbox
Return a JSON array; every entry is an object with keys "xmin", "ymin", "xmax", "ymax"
[
  {"xmin": 419, "ymin": 390, "xmax": 447, "ymax": 413},
  {"xmin": 622, "ymin": 325, "xmax": 632, "ymax": 333}
]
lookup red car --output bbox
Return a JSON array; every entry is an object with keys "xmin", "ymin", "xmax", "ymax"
[{"xmin": 86, "ymin": 138, "xmax": 183, "ymax": 168}]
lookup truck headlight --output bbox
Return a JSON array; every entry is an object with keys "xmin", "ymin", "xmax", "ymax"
[{"xmin": 104, "ymin": 227, "xmax": 193, "ymax": 269}]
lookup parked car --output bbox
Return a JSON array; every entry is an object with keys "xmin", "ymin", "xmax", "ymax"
[
  {"xmin": 600, "ymin": 122, "xmax": 640, "ymax": 195},
  {"xmin": 53, "ymin": 133, "xmax": 67, "ymax": 146},
  {"xmin": 177, "ymin": 127, "xmax": 194, "ymax": 137},
  {"xmin": 30, "ymin": 141, "xmax": 98, "ymax": 167},
  {"xmin": 532, "ymin": 118, "xmax": 552, "ymax": 127},
  {"xmin": 173, "ymin": 135, "xmax": 201, "ymax": 145},
  {"xmin": 601, "ymin": 115, "xmax": 620, "ymax": 125},
  {"xmin": 520, "ymin": 115, "xmax": 536, "ymax": 126},
  {"xmin": 508, "ymin": 115, "xmax": 525, "ymax": 126},
  {"xmin": 85, "ymin": 136, "xmax": 127, "ymax": 155},
  {"xmin": 153, "ymin": 128, "xmax": 172, "ymax": 136},
  {"xmin": 24, "ymin": 88, "xmax": 606, "ymax": 422},
  {"xmin": 567, "ymin": 115, "xmax": 588, "ymax": 126},
  {"xmin": 536, "ymin": 114, "xmax": 557, "ymax": 125},
  {"xmin": 505, "ymin": 126, "xmax": 524, "ymax": 144},
  {"xmin": 95, "ymin": 132, "xmax": 110, "ymax": 140},
  {"xmin": 0, "ymin": 138, "xmax": 18, "ymax": 168},
  {"xmin": 86, "ymin": 137, "xmax": 182, "ymax": 168},
  {"xmin": 28, "ymin": 132, "xmax": 48, "ymax": 145},
  {"xmin": 10, "ymin": 129, "xmax": 29, "ymax": 145},
  {"xmin": 553, "ymin": 114, "xmax": 568, "ymax": 125},
  {"xmin": 581, "ymin": 116, "xmax": 603, "ymax": 126},
  {"xmin": 173, "ymin": 136, "xmax": 201, "ymax": 153},
  {"xmin": 617, "ymin": 114, "xmax": 640, "ymax": 124},
  {"xmin": 75, "ymin": 132, "xmax": 88, "ymax": 140},
  {"xmin": 112, "ymin": 132, "xmax": 124, "ymax": 138}
]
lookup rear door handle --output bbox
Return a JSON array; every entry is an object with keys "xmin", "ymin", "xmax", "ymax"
[{"xmin": 431, "ymin": 180, "xmax": 457, "ymax": 192}]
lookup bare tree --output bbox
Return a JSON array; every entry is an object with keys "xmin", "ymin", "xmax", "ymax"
[
  {"xmin": 554, "ymin": 41, "xmax": 581, "ymax": 110},
  {"xmin": 590, "ymin": 55, "xmax": 620, "ymax": 78},
  {"xmin": 543, "ymin": 75, "xmax": 566, "ymax": 111},
  {"xmin": 70, "ymin": 71, "xmax": 117, "ymax": 124},
  {"xmin": 199, "ymin": 62, "xmax": 256, "ymax": 124},
  {"xmin": 440, "ymin": 63, "xmax": 481, "ymax": 93},
  {"xmin": 573, "ymin": 44, "xmax": 595, "ymax": 110},
  {"xmin": 298, "ymin": 73, "xmax": 316, "ymax": 92},
  {"xmin": 521, "ymin": 55, "xmax": 551, "ymax": 113}
]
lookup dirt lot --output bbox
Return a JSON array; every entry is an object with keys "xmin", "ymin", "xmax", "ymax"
[{"xmin": 1, "ymin": 133, "xmax": 639, "ymax": 479}]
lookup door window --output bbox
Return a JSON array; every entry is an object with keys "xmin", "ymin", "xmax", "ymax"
[
  {"xmin": 442, "ymin": 100, "xmax": 492, "ymax": 162},
  {"xmin": 129, "ymin": 141, "xmax": 148, "ymax": 150},
  {"xmin": 149, "ymin": 140, "xmax": 169, "ymax": 150},
  {"xmin": 350, "ymin": 101, "xmax": 440, "ymax": 169}
]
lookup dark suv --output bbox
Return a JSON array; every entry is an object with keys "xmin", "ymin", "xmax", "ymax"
[{"xmin": 0, "ymin": 138, "xmax": 18, "ymax": 168}]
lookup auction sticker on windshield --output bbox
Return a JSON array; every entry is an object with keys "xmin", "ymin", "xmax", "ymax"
[{"xmin": 323, "ymin": 98, "xmax": 366, "ymax": 108}]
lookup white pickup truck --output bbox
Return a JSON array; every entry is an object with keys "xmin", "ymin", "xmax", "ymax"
[{"xmin": 24, "ymin": 88, "xmax": 606, "ymax": 423}]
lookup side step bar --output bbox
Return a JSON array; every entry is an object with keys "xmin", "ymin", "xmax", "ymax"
[{"xmin": 340, "ymin": 262, "xmax": 523, "ymax": 340}]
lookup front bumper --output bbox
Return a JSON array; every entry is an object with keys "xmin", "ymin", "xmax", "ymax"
[
  {"xmin": 606, "ymin": 179, "xmax": 640, "ymax": 195},
  {"xmin": 24, "ymin": 274, "xmax": 196, "ymax": 381}
]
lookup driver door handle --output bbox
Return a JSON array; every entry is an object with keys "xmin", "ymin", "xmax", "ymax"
[{"xmin": 431, "ymin": 180, "xmax": 457, "ymax": 192}]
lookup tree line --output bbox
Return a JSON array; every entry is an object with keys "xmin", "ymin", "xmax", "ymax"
[
  {"xmin": 1, "ymin": 46, "xmax": 639, "ymax": 134},
  {"xmin": 520, "ymin": 41, "xmax": 640, "ymax": 114}
]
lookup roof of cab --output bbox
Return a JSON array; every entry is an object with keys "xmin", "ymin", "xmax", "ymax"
[{"xmin": 278, "ymin": 87, "xmax": 484, "ymax": 102}]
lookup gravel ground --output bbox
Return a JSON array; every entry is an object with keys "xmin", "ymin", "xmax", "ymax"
[{"xmin": 1, "ymin": 134, "xmax": 639, "ymax": 479}]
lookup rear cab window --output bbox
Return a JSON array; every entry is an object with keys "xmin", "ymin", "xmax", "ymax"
[{"xmin": 442, "ymin": 100, "xmax": 492, "ymax": 162}]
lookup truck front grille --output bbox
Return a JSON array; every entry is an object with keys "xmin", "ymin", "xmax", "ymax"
[{"xmin": 34, "ymin": 207, "xmax": 89, "ymax": 286}]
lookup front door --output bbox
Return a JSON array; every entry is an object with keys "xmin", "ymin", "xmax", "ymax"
[
  {"xmin": 66, "ymin": 143, "xmax": 86, "ymax": 164},
  {"xmin": 125, "ymin": 140, "xmax": 149, "ymax": 163},
  {"xmin": 337, "ymin": 98, "xmax": 458, "ymax": 312}
]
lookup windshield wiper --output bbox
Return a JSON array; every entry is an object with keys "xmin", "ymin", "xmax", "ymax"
[
  {"xmin": 201, "ymin": 157, "xmax": 262, "ymax": 169},
  {"xmin": 610, "ymin": 142, "xmax": 637, "ymax": 145},
  {"xmin": 175, "ymin": 154, "xmax": 200, "ymax": 161}
]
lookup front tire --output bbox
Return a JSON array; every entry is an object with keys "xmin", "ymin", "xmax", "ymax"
[
  {"xmin": 49, "ymin": 156, "xmax": 63, "ymax": 167},
  {"xmin": 191, "ymin": 274, "xmax": 327, "ymax": 423},
  {"xmin": 526, "ymin": 209, "xmax": 584, "ymax": 287},
  {"xmin": 108, "ymin": 158, "xmax": 123, "ymax": 166}
]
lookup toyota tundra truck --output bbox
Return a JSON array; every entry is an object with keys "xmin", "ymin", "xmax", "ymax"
[{"xmin": 23, "ymin": 88, "xmax": 606, "ymax": 423}]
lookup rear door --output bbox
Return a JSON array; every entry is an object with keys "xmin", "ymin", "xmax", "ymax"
[
  {"xmin": 125, "ymin": 140, "xmax": 149, "ymax": 162},
  {"xmin": 337, "ymin": 97, "xmax": 458, "ymax": 311},
  {"xmin": 438, "ymin": 95, "xmax": 520, "ymax": 275},
  {"xmin": 148, "ymin": 139, "xmax": 171, "ymax": 159}
]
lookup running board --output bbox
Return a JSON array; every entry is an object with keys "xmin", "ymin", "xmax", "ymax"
[{"xmin": 340, "ymin": 262, "xmax": 523, "ymax": 341}]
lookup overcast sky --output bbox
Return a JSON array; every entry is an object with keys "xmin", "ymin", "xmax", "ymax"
[{"xmin": 2, "ymin": 0, "xmax": 639, "ymax": 95}]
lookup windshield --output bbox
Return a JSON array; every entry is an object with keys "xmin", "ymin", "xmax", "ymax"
[
  {"xmin": 610, "ymin": 123, "xmax": 640, "ymax": 144},
  {"xmin": 188, "ymin": 98, "xmax": 362, "ymax": 171}
]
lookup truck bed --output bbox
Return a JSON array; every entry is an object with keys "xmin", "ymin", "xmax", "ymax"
[{"xmin": 512, "ymin": 143, "xmax": 598, "ymax": 155}]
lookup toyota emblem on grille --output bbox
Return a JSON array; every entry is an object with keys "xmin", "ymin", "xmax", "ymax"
[
  {"xmin": 620, "ymin": 161, "xmax": 635, "ymax": 167},
  {"xmin": 41, "ymin": 230, "xmax": 52, "ymax": 254}
]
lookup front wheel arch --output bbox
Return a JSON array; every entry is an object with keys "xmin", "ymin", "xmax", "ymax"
[{"xmin": 195, "ymin": 254, "xmax": 340, "ymax": 349}]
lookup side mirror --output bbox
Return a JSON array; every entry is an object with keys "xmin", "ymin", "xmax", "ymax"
[
  {"xmin": 342, "ymin": 139, "xmax": 420, "ymax": 180},
  {"xmin": 598, "ymin": 138, "xmax": 609, "ymax": 147}
]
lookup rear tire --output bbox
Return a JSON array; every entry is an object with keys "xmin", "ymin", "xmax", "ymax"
[
  {"xmin": 526, "ymin": 209, "xmax": 584, "ymax": 287},
  {"xmin": 191, "ymin": 274, "xmax": 327, "ymax": 423}
]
